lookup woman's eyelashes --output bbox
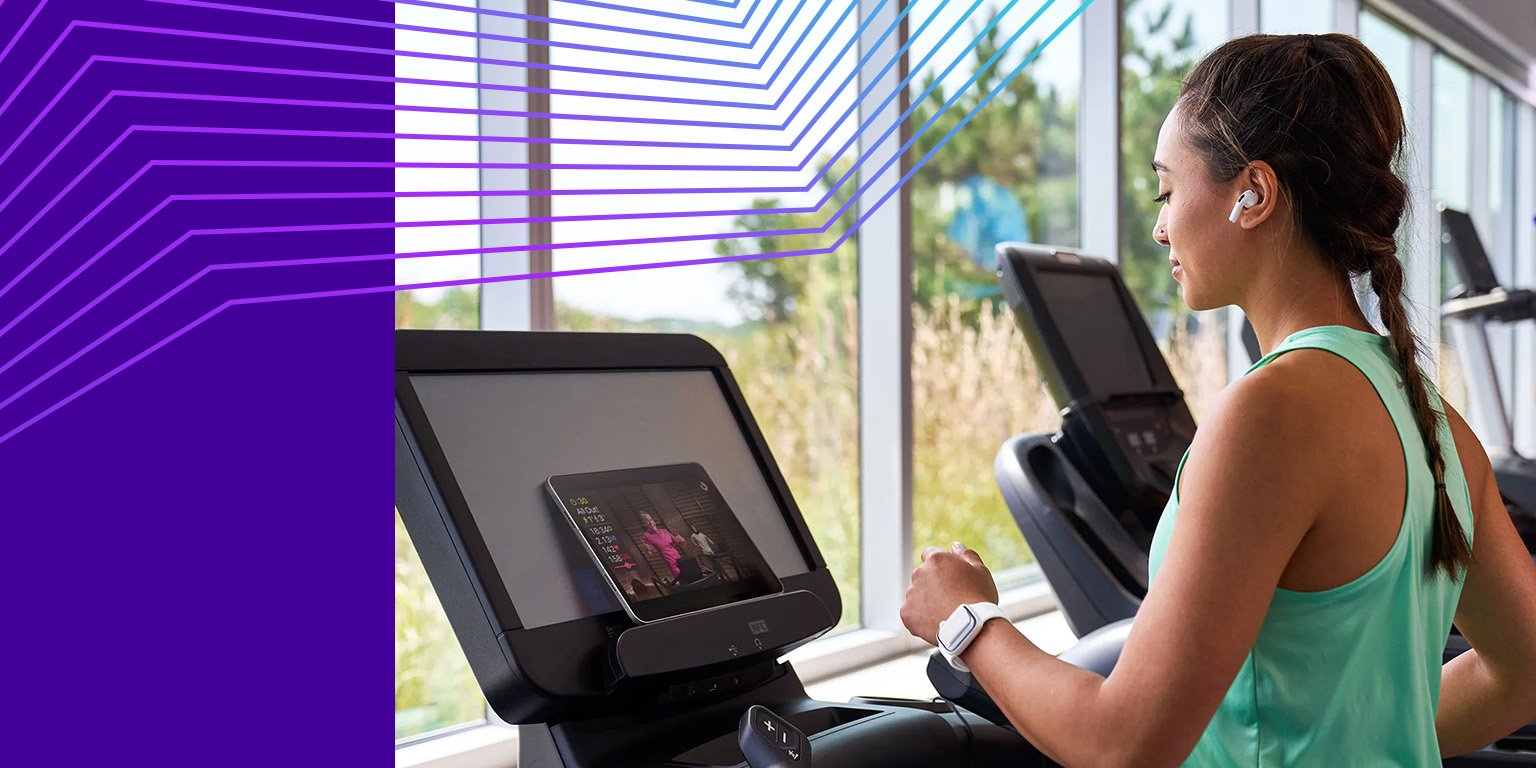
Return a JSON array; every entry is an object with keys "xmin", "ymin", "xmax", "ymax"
[{"xmin": 1153, "ymin": 192, "xmax": 1169, "ymax": 204}]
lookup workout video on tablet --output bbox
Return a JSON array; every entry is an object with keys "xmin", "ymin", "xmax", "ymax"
[{"xmin": 547, "ymin": 463, "xmax": 782, "ymax": 624}]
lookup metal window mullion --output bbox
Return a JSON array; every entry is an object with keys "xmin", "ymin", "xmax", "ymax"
[
  {"xmin": 1405, "ymin": 36, "xmax": 1438, "ymax": 359},
  {"xmin": 1232, "ymin": 0, "xmax": 1258, "ymax": 35},
  {"xmin": 857, "ymin": 0, "xmax": 912, "ymax": 633},
  {"xmin": 1079, "ymin": 0, "xmax": 1119, "ymax": 263},
  {"xmin": 1332, "ymin": 0, "xmax": 1359, "ymax": 35},
  {"xmin": 479, "ymin": 0, "xmax": 553, "ymax": 331}
]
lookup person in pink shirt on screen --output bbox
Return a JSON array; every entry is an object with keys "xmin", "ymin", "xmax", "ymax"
[{"xmin": 639, "ymin": 512, "xmax": 686, "ymax": 580}]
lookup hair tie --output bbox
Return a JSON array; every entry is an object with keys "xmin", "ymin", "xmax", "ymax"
[{"xmin": 1434, "ymin": 482, "xmax": 1446, "ymax": 490}]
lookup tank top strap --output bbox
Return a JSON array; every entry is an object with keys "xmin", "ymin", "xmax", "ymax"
[{"xmin": 1245, "ymin": 324, "xmax": 1474, "ymax": 544}]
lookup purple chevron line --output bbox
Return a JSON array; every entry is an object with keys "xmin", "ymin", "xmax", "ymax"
[
  {"xmin": 0, "ymin": 1, "xmax": 782, "ymax": 130},
  {"xmin": 0, "ymin": 0, "xmax": 49, "ymax": 70},
  {"xmin": 0, "ymin": 0, "xmax": 986, "ymax": 318},
  {"xmin": 0, "ymin": 0, "xmax": 927, "ymax": 280},
  {"xmin": 147, "ymin": 0, "xmax": 790, "ymax": 70},
  {"xmin": 0, "ymin": 0, "xmax": 876, "ymax": 112},
  {"xmin": 0, "ymin": 0, "xmax": 903, "ymax": 206},
  {"xmin": 0, "ymin": 0, "xmax": 378, "ymax": 755},
  {"xmin": 422, "ymin": 0, "xmax": 753, "ymax": 30},
  {"xmin": 70, "ymin": 18, "xmax": 800, "ymax": 93},
  {"xmin": 0, "ymin": 0, "xmax": 1089, "ymax": 442},
  {"xmin": 0, "ymin": 0, "xmax": 953, "ymax": 254},
  {"xmin": 0, "ymin": 0, "xmax": 997, "ymax": 344},
  {"xmin": 388, "ymin": 0, "xmax": 783, "ymax": 50},
  {"xmin": 0, "ymin": 11, "xmax": 896, "ymax": 173}
]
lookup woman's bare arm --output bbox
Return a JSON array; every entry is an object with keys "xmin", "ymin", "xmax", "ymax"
[
  {"xmin": 949, "ymin": 367, "xmax": 1330, "ymax": 767},
  {"xmin": 1437, "ymin": 406, "xmax": 1536, "ymax": 755}
]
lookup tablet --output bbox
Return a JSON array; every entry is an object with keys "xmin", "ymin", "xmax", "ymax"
[{"xmin": 547, "ymin": 463, "xmax": 783, "ymax": 624}]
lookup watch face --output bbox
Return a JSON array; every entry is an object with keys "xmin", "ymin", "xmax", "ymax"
[{"xmin": 937, "ymin": 606, "xmax": 977, "ymax": 653}]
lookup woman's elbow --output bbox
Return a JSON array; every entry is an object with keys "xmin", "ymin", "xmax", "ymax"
[{"xmin": 1101, "ymin": 724, "xmax": 1199, "ymax": 768}]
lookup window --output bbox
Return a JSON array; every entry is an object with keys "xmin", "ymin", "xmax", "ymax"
[
  {"xmin": 545, "ymin": 0, "xmax": 863, "ymax": 627},
  {"xmin": 1357, "ymin": 10, "xmax": 1414, "ymax": 332},
  {"xmin": 394, "ymin": 0, "xmax": 482, "ymax": 330},
  {"xmin": 395, "ymin": 512, "xmax": 486, "ymax": 740},
  {"xmin": 1432, "ymin": 53, "xmax": 1473, "ymax": 412},
  {"xmin": 394, "ymin": 0, "xmax": 486, "ymax": 742},
  {"xmin": 906, "ymin": 0, "xmax": 1083, "ymax": 583},
  {"xmin": 1484, "ymin": 88, "xmax": 1519, "ymax": 428},
  {"xmin": 1120, "ymin": 0, "xmax": 1231, "ymax": 419},
  {"xmin": 1358, "ymin": 13, "xmax": 1414, "ymax": 111}
]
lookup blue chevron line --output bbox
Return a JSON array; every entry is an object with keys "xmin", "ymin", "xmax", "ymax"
[{"xmin": 392, "ymin": 0, "xmax": 773, "ymax": 47}]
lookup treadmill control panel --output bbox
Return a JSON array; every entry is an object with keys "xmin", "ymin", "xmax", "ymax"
[{"xmin": 1103, "ymin": 405, "xmax": 1189, "ymax": 491}]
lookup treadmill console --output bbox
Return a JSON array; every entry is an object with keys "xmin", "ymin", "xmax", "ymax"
[
  {"xmin": 396, "ymin": 331, "xmax": 1045, "ymax": 768},
  {"xmin": 996, "ymin": 244, "xmax": 1197, "ymax": 532},
  {"xmin": 395, "ymin": 331, "xmax": 841, "ymax": 725}
]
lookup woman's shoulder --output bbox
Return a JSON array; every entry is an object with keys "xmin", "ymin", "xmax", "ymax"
[
  {"xmin": 1197, "ymin": 351, "xmax": 1388, "ymax": 486},
  {"xmin": 1233, "ymin": 347, "xmax": 1390, "ymax": 428}
]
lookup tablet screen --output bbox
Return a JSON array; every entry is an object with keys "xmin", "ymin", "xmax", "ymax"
[{"xmin": 548, "ymin": 463, "xmax": 782, "ymax": 623}]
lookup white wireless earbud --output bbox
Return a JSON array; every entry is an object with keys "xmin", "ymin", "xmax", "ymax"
[{"xmin": 1228, "ymin": 189, "xmax": 1259, "ymax": 223}]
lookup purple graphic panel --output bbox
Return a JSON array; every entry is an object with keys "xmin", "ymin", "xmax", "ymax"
[{"xmin": 0, "ymin": 0, "xmax": 390, "ymax": 760}]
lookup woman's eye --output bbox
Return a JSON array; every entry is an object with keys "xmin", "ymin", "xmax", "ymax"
[{"xmin": 1153, "ymin": 193, "xmax": 1169, "ymax": 204}]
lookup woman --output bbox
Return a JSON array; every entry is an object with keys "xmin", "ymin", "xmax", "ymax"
[
  {"xmin": 901, "ymin": 34, "xmax": 1536, "ymax": 766},
  {"xmin": 639, "ymin": 512, "xmax": 686, "ymax": 581}
]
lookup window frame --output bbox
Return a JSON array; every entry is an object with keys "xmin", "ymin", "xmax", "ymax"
[{"xmin": 400, "ymin": 0, "xmax": 1536, "ymax": 760}]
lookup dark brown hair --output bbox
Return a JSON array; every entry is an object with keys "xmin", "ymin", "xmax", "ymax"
[{"xmin": 1178, "ymin": 33, "xmax": 1471, "ymax": 579}]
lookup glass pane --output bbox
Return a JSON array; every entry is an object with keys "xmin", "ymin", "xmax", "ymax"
[
  {"xmin": 1260, "ymin": 0, "xmax": 1331, "ymax": 34},
  {"xmin": 1120, "ymin": 0, "xmax": 1231, "ymax": 419},
  {"xmin": 1487, "ymin": 89, "xmax": 1519, "ymax": 428},
  {"xmin": 1432, "ymin": 54, "xmax": 1473, "ymax": 412},
  {"xmin": 394, "ymin": 0, "xmax": 484, "ymax": 742},
  {"xmin": 395, "ymin": 512, "xmax": 487, "ymax": 739},
  {"xmin": 906, "ymin": 0, "xmax": 1083, "ymax": 582},
  {"xmin": 1357, "ymin": 11, "xmax": 1414, "ymax": 330},
  {"xmin": 546, "ymin": 3, "xmax": 862, "ymax": 629},
  {"xmin": 1488, "ymin": 90, "xmax": 1517, "ymax": 284},
  {"xmin": 394, "ymin": 0, "xmax": 481, "ymax": 331}
]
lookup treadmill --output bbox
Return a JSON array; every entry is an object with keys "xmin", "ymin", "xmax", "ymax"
[
  {"xmin": 395, "ymin": 330, "xmax": 1047, "ymax": 768},
  {"xmin": 993, "ymin": 244, "xmax": 1195, "ymax": 638},
  {"xmin": 1439, "ymin": 205, "xmax": 1536, "ymax": 553},
  {"xmin": 991, "ymin": 243, "xmax": 1536, "ymax": 764}
]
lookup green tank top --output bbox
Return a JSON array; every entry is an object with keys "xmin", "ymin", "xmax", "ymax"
[{"xmin": 1147, "ymin": 325, "xmax": 1474, "ymax": 766}]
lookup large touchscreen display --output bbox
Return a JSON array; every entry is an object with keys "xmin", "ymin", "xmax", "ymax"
[{"xmin": 547, "ymin": 463, "xmax": 782, "ymax": 624}]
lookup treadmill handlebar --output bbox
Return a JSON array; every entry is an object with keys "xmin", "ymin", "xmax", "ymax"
[{"xmin": 1442, "ymin": 287, "xmax": 1535, "ymax": 323}]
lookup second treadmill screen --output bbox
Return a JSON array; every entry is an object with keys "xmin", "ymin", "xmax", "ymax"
[{"xmin": 1037, "ymin": 270, "xmax": 1155, "ymax": 394}]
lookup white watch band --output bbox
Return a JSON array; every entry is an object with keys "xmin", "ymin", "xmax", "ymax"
[{"xmin": 937, "ymin": 602, "xmax": 1006, "ymax": 673}]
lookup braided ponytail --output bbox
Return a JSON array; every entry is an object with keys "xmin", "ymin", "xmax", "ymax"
[
  {"xmin": 1368, "ymin": 254, "xmax": 1472, "ymax": 577},
  {"xmin": 1180, "ymin": 34, "xmax": 1472, "ymax": 578}
]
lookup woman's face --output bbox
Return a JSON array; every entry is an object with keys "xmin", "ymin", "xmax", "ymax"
[
  {"xmin": 641, "ymin": 514, "xmax": 657, "ymax": 530},
  {"xmin": 1152, "ymin": 104, "xmax": 1253, "ymax": 310}
]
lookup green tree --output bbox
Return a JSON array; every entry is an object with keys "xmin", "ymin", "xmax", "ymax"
[
  {"xmin": 713, "ymin": 159, "xmax": 860, "ymax": 324},
  {"xmin": 720, "ymin": 15, "xmax": 1078, "ymax": 320},
  {"xmin": 395, "ymin": 287, "xmax": 480, "ymax": 330}
]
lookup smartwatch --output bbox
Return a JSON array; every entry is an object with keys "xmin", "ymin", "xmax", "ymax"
[{"xmin": 936, "ymin": 602, "xmax": 1007, "ymax": 673}]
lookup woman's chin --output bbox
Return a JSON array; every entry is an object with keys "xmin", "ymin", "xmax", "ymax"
[{"xmin": 1178, "ymin": 283, "xmax": 1214, "ymax": 312}]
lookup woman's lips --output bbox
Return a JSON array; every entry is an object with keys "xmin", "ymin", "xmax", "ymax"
[{"xmin": 1170, "ymin": 258, "xmax": 1182, "ymax": 278}]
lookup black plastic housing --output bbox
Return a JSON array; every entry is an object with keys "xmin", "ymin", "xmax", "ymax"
[
  {"xmin": 995, "ymin": 244, "xmax": 1196, "ymax": 528},
  {"xmin": 395, "ymin": 330, "xmax": 842, "ymax": 725}
]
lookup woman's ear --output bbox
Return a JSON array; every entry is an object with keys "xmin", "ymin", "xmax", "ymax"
[{"xmin": 1238, "ymin": 161, "xmax": 1282, "ymax": 229}]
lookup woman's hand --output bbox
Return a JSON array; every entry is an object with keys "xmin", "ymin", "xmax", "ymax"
[{"xmin": 900, "ymin": 543, "xmax": 1000, "ymax": 645}]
